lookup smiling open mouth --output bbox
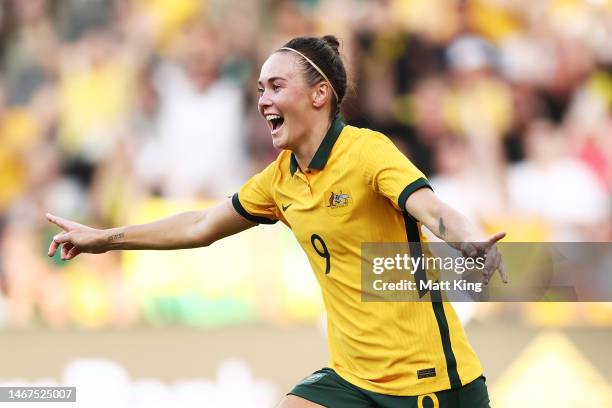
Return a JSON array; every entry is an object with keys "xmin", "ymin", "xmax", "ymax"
[{"xmin": 265, "ymin": 114, "xmax": 285, "ymax": 133}]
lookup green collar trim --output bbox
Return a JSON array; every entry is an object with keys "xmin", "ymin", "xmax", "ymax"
[{"xmin": 290, "ymin": 115, "xmax": 346, "ymax": 176}]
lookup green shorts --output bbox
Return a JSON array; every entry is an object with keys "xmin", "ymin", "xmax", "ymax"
[{"xmin": 289, "ymin": 368, "xmax": 490, "ymax": 408}]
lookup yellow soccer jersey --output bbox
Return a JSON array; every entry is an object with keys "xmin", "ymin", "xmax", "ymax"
[{"xmin": 232, "ymin": 115, "xmax": 483, "ymax": 396}]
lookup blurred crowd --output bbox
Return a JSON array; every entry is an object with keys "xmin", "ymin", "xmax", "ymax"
[{"xmin": 0, "ymin": 0, "xmax": 611, "ymax": 328}]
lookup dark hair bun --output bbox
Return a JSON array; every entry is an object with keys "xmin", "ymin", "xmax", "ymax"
[{"xmin": 321, "ymin": 35, "xmax": 340, "ymax": 55}]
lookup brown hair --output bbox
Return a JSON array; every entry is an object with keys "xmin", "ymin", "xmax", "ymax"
[{"xmin": 279, "ymin": 35, "xmax": 347, "ymax": 118}]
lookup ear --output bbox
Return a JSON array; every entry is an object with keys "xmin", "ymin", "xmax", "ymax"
[{"xmin": 312, "ymin": 82, "xmax": 331, "ymax": 109}]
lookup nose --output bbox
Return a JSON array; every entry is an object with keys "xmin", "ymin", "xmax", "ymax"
[{"xmin": 258, "ymin": 91, "xmax": 272, "ymax": 112}]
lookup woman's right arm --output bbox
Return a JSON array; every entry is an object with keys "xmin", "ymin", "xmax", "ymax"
[{"xmin": 47, "ymin": 199, "xmax": 256, "ymax": 260}]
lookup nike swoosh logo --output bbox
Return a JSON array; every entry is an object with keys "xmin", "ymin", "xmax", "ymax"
[{"xmin": 282, "ymin": 203, "xmax": 292, "ymax": 212}]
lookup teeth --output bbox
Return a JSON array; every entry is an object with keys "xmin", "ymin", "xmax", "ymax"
[{"xmin": 265, "ymin": 114, "xmax": 282, "ymax": 121}]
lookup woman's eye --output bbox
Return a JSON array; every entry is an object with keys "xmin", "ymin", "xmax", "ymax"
[
  {"xmin": 272, "ymin": 84, "xmax": 281, "ymax": 91},
  {"xmin": 257, "ymin": 88, "xmax": 264, "ymax": 95}
]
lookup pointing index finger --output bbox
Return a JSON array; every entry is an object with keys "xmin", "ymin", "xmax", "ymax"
[
  {"xmin": 484, "ymin": 231, "xmax": 506, "ymax": 249},
  {"xmin": 46, "ymin": 213, "xmax": 71, "ymax": 231}
]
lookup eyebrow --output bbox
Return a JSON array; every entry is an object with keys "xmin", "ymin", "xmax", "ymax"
[{"xmin": 257, "ymin": 76, "xmax": 287, "ymax": 86}]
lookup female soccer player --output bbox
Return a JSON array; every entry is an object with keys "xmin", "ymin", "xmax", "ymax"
[{"xmin": 47, "ymin": 36, "xmax": 506, "ymax": 408}]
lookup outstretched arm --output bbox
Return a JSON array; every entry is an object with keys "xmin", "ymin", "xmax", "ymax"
[
  {"xmin": 405, "ymin": 188, "xmax": 507, "ymax": 284},
  {"xmin": 47, "ymin": 199, "xmax": 255, "ymax": 260}
]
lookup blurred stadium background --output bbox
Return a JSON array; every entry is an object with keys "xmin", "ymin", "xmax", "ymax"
[{"xmin": 0, "ymin": 0, "xmax": 611, "ymax": 406}]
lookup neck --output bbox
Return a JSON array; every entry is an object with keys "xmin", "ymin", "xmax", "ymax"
[{"xmin": 293, "ymin": 116, "xmax": 333, "ymax": 171}]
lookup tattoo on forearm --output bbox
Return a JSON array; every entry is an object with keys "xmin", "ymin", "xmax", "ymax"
[
  {"xmin": 439, "ymin": 217, "xmax": 447, "ymax": 239},
  {"xmin": 108, "ymin": 232, "xmax": 124, "ymax": 242}
]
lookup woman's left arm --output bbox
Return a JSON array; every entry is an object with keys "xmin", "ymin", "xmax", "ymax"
[{"xmin": 405, "ymin": 188, "xmax": 508, "ymax": 284}]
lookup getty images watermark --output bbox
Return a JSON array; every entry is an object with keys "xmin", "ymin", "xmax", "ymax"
[
  {"xmin": 371, "ymin": 252, "xmax": 486, "ymax": 294},
  {"xmin": 361, "ymin": 242, "xmax": 612, "ymax": 302}
]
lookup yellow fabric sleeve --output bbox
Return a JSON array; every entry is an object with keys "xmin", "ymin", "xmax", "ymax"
[
  {"xmin": 360, "ymin": 132, "xmax": 432, "ymax": 211},
  {"xmin": 232, "ymin": 161, "xmax": 279, "ymax": 224}
]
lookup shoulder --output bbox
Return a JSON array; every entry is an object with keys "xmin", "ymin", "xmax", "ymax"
[
  {"xmin": 342, "ymin": 125, "xmax": 388, "ymax": 143},
  {"xmin": 343, "ymin": 125, "xmax": 396, "ymax": 151},
  {"xmin": 340, "ymin": 125, "xmax": 393, "ymax": 156},
  {"xmin": 341, "ymin": 125, "xmax": 401, "ymax": 163}
]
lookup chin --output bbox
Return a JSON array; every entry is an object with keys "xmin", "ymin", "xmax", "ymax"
[
  {"xmin": 271, "ymin": 138, "xmax": 288, "ymax": 150},
  {"xmin": 271, "ymin": 131, "xmax": 289, "ymax": 150}
]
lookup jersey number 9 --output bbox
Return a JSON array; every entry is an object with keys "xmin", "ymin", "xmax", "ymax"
[{"xmin": 310, "ymin": 234, "xmax": 330, "ymax": 274}]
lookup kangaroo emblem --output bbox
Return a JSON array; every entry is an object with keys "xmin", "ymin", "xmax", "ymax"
[{"xmin": 328, "ymin": 191, "xmax": 350, "ymax": 208}]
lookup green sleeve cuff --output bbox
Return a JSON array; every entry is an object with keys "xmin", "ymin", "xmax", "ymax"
[
  {"xmin": 397, "ymin": 177, "xmax": 433, "ymax": 211},
  {"xmin": 231, "ymin": 193, "xmax": 278, "ymax": 225}
]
